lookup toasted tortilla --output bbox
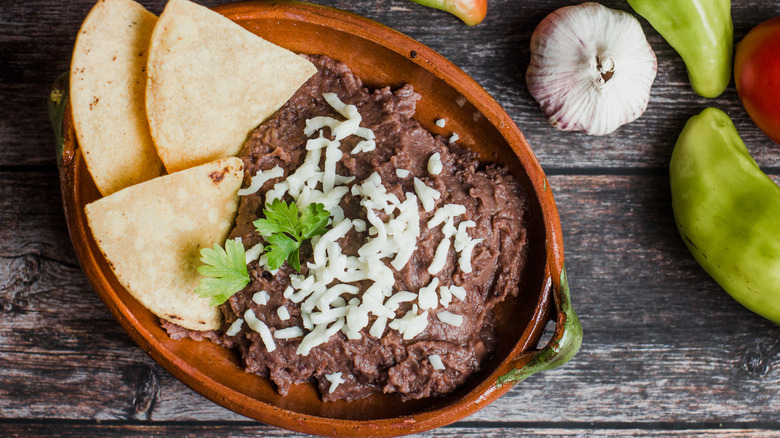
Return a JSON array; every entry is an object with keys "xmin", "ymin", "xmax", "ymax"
[
  {"xmin": 70, "ymin": 0, "xmax": 165, "ymax": 196},
  {"xmin": 145, "ymin": 0, "xmax": 317, "ymax": 173},
  {"xmin": 84, "ymin": 157, "xmax": 244, "ymax": 331}
]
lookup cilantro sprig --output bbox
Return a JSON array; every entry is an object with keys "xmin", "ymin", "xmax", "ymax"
[
  {"xmin": 253, "ymin": 199, "xmax": 330, "ymax": 272},
  {"xmin": 194, "ymin": 238, "xmax": 250, "ymax": 306},
  {"xmin": 193, "ymin": 200, "xmax": 329, "ymax": 307}
]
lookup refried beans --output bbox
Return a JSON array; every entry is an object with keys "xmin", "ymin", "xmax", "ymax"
[{"xmin": 165, "ymin": 55, "xmax": 529, "ymax": 401}]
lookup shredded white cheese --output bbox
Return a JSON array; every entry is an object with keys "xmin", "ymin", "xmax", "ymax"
[
  {"xmin": 306, "ymin": 132, "xmax": 330, "ymax": 150},
  {"xmin": 322, "ymin": 137, "xmax": 343, "ymax": 194},
  {"xmin": 310, "ymin": 306, "xmax": 349, "ymax": 325},
  {"xmin": 352, "ymin": 172, "xmax": 400, "ymax": 215},
  {"xmin": 428, "ymin": 204, "xmax": 466, "ymax": 229},
  {"xmin": 277, "ymin": 306, "xmax": 291, "ymax": 321},
  {"xmin": 313, "ymin": 219, "xmax": 353, "ymax": 266},
  {"xmin": 225, "ymin": 318, "xmax": 243, "ymax": 336},
  {"xmin": 325, "ymin": 371, "xmax": 346, "ymax": 393},
  {"xmin": 437, "ymin": 311, "xmax": 464, "ymax": 327},
  {"xmin": 256, "ymin": 254, "xmax": 278, "ymax": 275},
  {"xmin": 358, "ymin": 209, "xmax": 389, "ymax": 258},
  {"xmin": 449, "ymin": 285, "xmax": 467, "ymax": 301},
  {"xmin": 369, "ymin": 316, "xmax": 388, "ymax": 338},
  {"xmin": 453, "ymin": 220, "xmax": 476, "ymax": 252},
  {"xmin": 289, "ymin": 274, "xmax": 306, "ymax": 289},
  {"xmin": 396, "ymin": 168, "xmax": 410, "ymax": 178},
  {"xmin": 238, "ymin": 166, "xmax": 284, "ymax": 196},
  {"xmin": 301, "ymin": 311, "xmax": 313, "ymax": 330},
  {"xmin": 346, "ymin": 304, "xmax": 370, "ymax": 333},
  {"xmin": 389, "ymin": 305, "xmax": 429, "ymax": 340},
  {"xmin": 297, "ymin": 317, "xmax": 345, "ymax": 356},
  {"xmin": 303, "ymin": 93, "xmax": 375, "ymax": 153},
  {"xmin": 413, "ymin": 177, "xmax": 441, "ymax": 212},
  {"xmin": 342, "ymin": 325, "xmax": 362, "ymax": 340},
  {"xmin": 435, "ymin": 118, "xmax": 446, "ymax": 128},
  {"xmin": 352, "ymin": 219, "xmax": 367, "ymax": 232},
  {"xmin": 245, "ymin": 242, "xmax": 265, "ymax": 264},
  {"xmin": 458, "ymin": 238, "xmax": 484, "ymax": 274},
  {"xmin": 264, "ymin": 181, "xmax": 289, "ymax": 204},
  {"xmin": 274, "ymin": 326, "xmax": 304, "ymax": 339},
  {"xmin": 316, "ymin": 284, "xmax": 359, "ymax": 311},
  {"xmin": 252, "ymin": 291, "xmax": 270, "ymax": 306},
  {"xmin": 244, "ymin": 309, "xmax": 276, "ymax": 352},
  {"xmin": 352, "ymin": 136, "xmax": 376, "ymax": 154},
  {"xmin": 385, "ymin": 291, "xmax": 417, "ymax": 311},
  {"xmin": 439, "ymin": 286, "xmax": 452, "ymax": 308},
  {"xmin": 429, "ymin": 354, "xmax": 445, "ymax": 370},
  {"xmin": 417, "ymin": 278, "xmax": 440, "ymax": 310},
  {"xmin": 428, "ymin": 237, "xmax": 451, "ymax": 275},
  {"xmin": 428, "ymin": 152, "xmax": 443, "ymax": 175},
  {"xmin": 449, "ymin": 133, "xmax": 459, "ymax": 143},
  {"xmin": 388, "ymin": 194, "xmax": 420, "ymax": 270}
]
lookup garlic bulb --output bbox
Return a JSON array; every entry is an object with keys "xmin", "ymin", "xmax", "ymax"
[{"xmin": 526, "ymin": 2, "xmax": 657, "ymax": 136}]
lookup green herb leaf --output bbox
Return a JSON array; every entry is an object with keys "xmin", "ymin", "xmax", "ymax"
[
  {"xmin": 195, "ymin": 238, "xmax": 250, "ymax": 306},
  {"xmin": 286, "ymin": 247, "xmax": 301, "ymax": 272},
  {"xmin": 257, "ymin": 199, "xmax": 297, "ymax": 235},
  {"xmin": 300, "ymin": 203, "xmax": 330, "ymax": 240},
  {"xmin": 265, "ymin": 232, "xmax": 299, "ymax": 270},
  {"xmin": 252, "ymin": 216, "xmax": 286, "ymax": 237},
  {"xmin": 253, "ymin": 200, "xmax": 330, "ymax": 272}
]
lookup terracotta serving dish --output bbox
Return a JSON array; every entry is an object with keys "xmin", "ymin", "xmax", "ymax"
[{"xmin": 49, "ymin": 1, "xmax": 581, "ymax": 436}]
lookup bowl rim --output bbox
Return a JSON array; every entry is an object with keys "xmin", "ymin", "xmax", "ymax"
[{"xmin": 51, "ymin": 1, "xmax": 577, "ymax": 436}]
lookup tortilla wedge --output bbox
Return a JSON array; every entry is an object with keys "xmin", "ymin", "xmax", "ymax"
[
  {"xmin": 84, "ymin": 157, "xmax": 244, "ymax": 331},
  {"xmin": 145, "ymin": 0, "xmax": 317, "ymax": 173},
  {"xmin": 70, "ymin": 0, "xmax": 165, "ymax": 196}
]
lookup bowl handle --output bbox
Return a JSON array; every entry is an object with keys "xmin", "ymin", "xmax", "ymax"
[
  {"xmin": 496, "ymin": 266, "xmax": 582, "ymax": 387},
  {"xmin": 48, "ymin": 72, "xmax": 72, "ymax": 168}
]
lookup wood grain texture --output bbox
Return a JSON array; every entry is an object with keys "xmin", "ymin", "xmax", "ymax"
[
  {"xmin": 4, "ymin": 422, "xmax": 780, "ymax": 438},
  {"xmin": 3, "ymin": 0, "xmax": 780, "ymax": 436}
]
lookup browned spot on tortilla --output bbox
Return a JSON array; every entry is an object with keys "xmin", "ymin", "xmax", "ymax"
[
  {"xmin": 209, "ymin": 167, "xmax": 229, "ymax": 184},
  {"xmin": 167, "ymin": 314, "xmax": 183, "ymax": 320}
]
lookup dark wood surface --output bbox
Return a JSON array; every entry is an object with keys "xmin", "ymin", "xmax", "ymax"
[{"xmin": 2, "ymin": 0, "xmax": 780, "ymax": 436}]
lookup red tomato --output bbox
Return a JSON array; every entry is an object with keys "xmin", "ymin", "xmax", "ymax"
[{"xmin": 735, "ymin": 16, "xmax": 780, "ymax": 145}]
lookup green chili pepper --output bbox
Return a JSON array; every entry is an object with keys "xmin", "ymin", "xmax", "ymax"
[
  {"xmin": 627, "ymin": 0, "xmax": 733, "ymax": 98},
  {"xmin": 670, "ymin": 108, "xmax": 780, "ymax": 325},
  {"xmin": 408, "ymin": 0, "xmax": 487, "ymax": 26}
]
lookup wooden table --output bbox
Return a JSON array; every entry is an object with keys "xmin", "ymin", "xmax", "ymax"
[{"xmin": 3, "ymin": 0, "xmax": 780, "ymax": 436}]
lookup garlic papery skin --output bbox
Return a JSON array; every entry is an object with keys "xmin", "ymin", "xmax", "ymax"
[{"xmin": 526, "ymin": 2, "xmax": 657, "ymax": 136}]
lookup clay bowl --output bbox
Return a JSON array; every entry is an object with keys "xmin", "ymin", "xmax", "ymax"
[{"xmin": 52, "ymin": 1, "xmax": 579, "ymax": 436}]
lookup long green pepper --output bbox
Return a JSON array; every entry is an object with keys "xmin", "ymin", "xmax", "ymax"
[
  {"xmin": 627, "ymin": 0, "xmax": 733, "ymax": 98},
  {"xmin": 670, "ymin": 108, "xmax": 780, "ymax": 325}
]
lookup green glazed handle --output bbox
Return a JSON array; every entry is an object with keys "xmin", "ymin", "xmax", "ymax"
[
  {"xmin": 497, "ymin": 267, "xmax": 582, "ymax": 387},
  {"xmin": 48, "ymin": 72, "xmax": 70, "ymax": 167}
]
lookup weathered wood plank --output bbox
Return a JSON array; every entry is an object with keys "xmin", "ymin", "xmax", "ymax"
[
  {"xmin": 4, "ymin": 422, "xmax": 780, "ymax": 438},
  {"xmin": 1, "ymin": 172, "xmax": 778, "ymax": 426},
  {"xmin": 0, "ymin": 171, "xmax": 78, "ymax": 261},
  {"xmin": 3, "ymin": 0, "xmax": 780, "ymax": 169}
]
